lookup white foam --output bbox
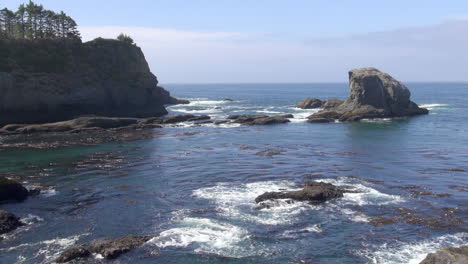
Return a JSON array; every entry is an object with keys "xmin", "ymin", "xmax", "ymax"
[
  {"xmin": 289, "ymin": 107, "xmax": 321, "ymax": 123},
  {"xmin": 1, "ymin": 233, "xmax": 87, "ymax": 264},
  {"xmin": 419, "ymin": 103, "xmax": 449, "ymax": 110},
  {"xmin": 150, "ymin": 217, "xmax": 254, "ymax": 257},
  {"xmin": 282, "ymin": 224, "xmax": 322, "ymax": 238},
  {"xmin": 359, "ymin": 233, "xmax": 467, "ymax": 264},
  {"xmin": 360, "ymin": 118, "xmax": 394, "ymax": 123},
  {"xmin": 317, "ymin": 179, "xmax": 404, "ymax": 206},
  {"xmin": 193, "ymin": 181, "xmax": 314, "ymax": 225},
  {"xmin": 20, "ymin": 214, "xmax": 44, "ymax": 225},
  {"xmin": 40, "ymin": 188, "xmax": 58, "ymax": 198}
]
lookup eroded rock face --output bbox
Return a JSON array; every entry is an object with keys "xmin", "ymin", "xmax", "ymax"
[
  {"xmin": 0, "ymin": 38, "xmax": 185, "ymax": 125},
  {"xmin": 308, "ymin": 68, "xmax": 428, "ymax": 122},
  {"xmin": 56, "ymin": 235, "xmax": 152, "ymax": 263},
  {"xmin": 0, "ymin": 177, "xmax": 29, "ymax": 202},
  {"xmin": 419, "ymin": 246, "xmax": 468, "ymax": 264},
  {"xmin": 297, "ymin": 98, "xmax": 323, "ymax": 109},
  {"xmin": 0, "ymin": 210, "xmax": 23, "ymax": 234},
  {"xmin": 255, "ymin": 181, "xmax": 345, "ymax": 204}
]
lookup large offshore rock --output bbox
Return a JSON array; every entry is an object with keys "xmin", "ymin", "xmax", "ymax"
[
  {"xmin": 0, "ymin": 38, "xmax": 185, "ymax": 125},
  {"xmin": 308, "ymin": 68, "xmax": 428, "ymax": 122}
]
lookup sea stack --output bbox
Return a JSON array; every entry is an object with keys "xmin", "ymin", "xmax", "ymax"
[{"xmin": 308, "ymin": 67, "xmax": 429, "ymax": 122}]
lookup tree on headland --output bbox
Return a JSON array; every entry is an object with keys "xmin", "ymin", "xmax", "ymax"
[
  {"xmin": 0, "ymin": 0, "xmax": 80, "ymax": 40},
  {"xmin": 117, "ymin": 33, "xmax": 134, "ymax": 45}
]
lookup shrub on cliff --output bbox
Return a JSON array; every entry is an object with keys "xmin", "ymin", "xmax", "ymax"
[{"xmin": 117, "ymin": 33, "xmax": 134, "ymax": 45}]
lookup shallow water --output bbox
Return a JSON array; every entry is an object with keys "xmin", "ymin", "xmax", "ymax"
[{"xmin": 0, "ymin": 83, "xmax": 467, "ymax": 264}]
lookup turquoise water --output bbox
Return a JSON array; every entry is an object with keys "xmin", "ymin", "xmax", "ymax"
[{"xmin": 0, "ymin": 83, "xmax": 467, "ymax": 263}]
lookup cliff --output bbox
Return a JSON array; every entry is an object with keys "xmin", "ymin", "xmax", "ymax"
[{"xmin": 0, "ymin": 38, "xmax": 184, "ymax": 125}]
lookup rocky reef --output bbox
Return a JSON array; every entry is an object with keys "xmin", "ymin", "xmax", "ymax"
[
  {"xmin": 308, "ymin": 68, "xmax": 428, "ymax": 122},
  {"xmin": 296, "ymin": 98, "xmax": 344, "ymax": 109},
  {"xmin": 56, "ymin": 235, "xmax": 152, "ymax": 262},
  {"xmin": 419, "ymin": 246, "xmax": 468, "ymax": 264},
  {"xmin": 255, "ymin": 181, "xmax": 347, "ymax": 205},
  {"xmin": 0, "ymin": 38, "xmax": 186, "ymax": 125},
  {"xmin": 0, "ymin": 209, "xmax": 23, "ymax": 235}
]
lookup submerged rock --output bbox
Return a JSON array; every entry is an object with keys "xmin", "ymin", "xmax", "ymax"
[
  {"xmin": 0, "ymin": 209, "xmax": 23, "ymax": 234},
  {"xmin": 308, "ymin": 68, "xmax": 428, "ymax": 122},
  {"xmin": 419, "ymin": 245, "xmax": 468, "ymax": 264},
  {"xmin": 228, "ymin": 115, "xmax": 291, "ymax": 125},
  {"xmin": 56, "ymin": 235, "xmax": 152, "ymax": 263},
  {"xmin": 255, "ymin": 181, "xmax": 345, "ymax": 204},
  {"xmin": 0, "ymin": 177, "xmax": 29, "ymax": 202},
  {"xmin": 223, "ymin": 98, "xmax": 235, "ymax": 102},
  {"xmin": 296, "ymin": 98, "xmax": 323, "ymax": 109}
]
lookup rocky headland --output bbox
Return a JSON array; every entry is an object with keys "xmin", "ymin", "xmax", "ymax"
[
  {"xmin": 0, "ymin": 38, "xmax": 187, "ymax": 125},
  {"xmin": 307, "ymin": 68, "xmax": 429, "ymax": 122}
]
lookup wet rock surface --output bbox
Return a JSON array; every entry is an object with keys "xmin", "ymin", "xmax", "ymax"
[
  {"xmin": 0, "ymin": 177, "xmax": 30, "ymax": 202},
  {"xmin": 0, "ymin": 209, "xmax": 23, "ymax": 235},
  {"xmin": 56, "ymin": 235, "xmax": 152, "ymax": 263},
  {"xmin": 255, "ymin": 181, "xmax": 346, "ymax": 204},
  {"xmin": 228, "ymin": 115, "xmax": 291, "ymax": 125},
  {"xmin": 296, "ymin": 98, "xmax": 323, "ymax": 109},
  {"xmin": 419, "ymin": 245, "xmax": 468, "ymax": 264},
  {"xmin": 308, "ymin": 68, "xmax": 429, "ymax": 122}
]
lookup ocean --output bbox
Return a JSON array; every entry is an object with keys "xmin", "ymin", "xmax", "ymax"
[{"xmin": 0, "ymin": 83, "xmax": 467, "ymax": 263}]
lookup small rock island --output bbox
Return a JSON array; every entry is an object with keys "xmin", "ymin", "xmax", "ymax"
[{"xmin": 307, "ymin": 67, "xmax": 429, "ymax": 122}]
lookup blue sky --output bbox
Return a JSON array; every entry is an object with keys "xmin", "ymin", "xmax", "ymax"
[{"xmin": 4, "ymin": 0, "xmax": 468, "ymax": 83}]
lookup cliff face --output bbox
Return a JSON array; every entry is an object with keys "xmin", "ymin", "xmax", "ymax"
[{"xmin": 0, "ymin": 38, "xmax": 182, "ymax": 125}]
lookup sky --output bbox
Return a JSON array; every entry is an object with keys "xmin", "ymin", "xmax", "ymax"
[{"xmin": 3, "ymin": 0, "xmax": 468, "ymax": 83}]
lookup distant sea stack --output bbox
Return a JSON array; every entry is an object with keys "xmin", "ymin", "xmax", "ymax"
[
  {"xmin": 308, "ymin": 67, "xmax": 429, "ymax": 122},
  {"xmin": 0, "ymin": 38, "xmax": 186, "ymax": 125}
]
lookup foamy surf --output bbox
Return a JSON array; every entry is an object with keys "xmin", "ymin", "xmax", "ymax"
[
  {"xmin": 1, "ymin": 233, "xmax": 87, "ymax": 264},
  {"xmin": 193, "ymin": 181, "xmax": 315, "ymax": 225},
  {"xmin": 150, "ymin": 217, "xmax": 254, "ymax": 258},
  {"xmin": 359, "ymin": 232, "xmax": 467, "ymax": 264},
  {"xmin": 419, "ymin": 103, "xmax": 449, "ymax": 110}
]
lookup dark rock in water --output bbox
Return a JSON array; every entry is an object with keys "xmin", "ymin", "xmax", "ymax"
[
  {"xmin": 0, "ymin": 38, "xmax": 186, "ymax": 125},
  {"xmin": 308, "ymin": 68, "xmax": 429, "ymax": 122},
  {"xmin": 55, "ymin": 246, "xmax": 91, "ymax": 263},
  {"xmin": 172, "ymin": 99, "xmax": 190, "ymax": 104},
  {"xmin": 0, "ymin": 177, "xmax": 29, "ymax": 202},
  {"xmin": 228, "ymin": 115, "xmax": 291, "ymax": 125},
  {"xmin": 419, "ymin": 246, "xmax": 468, "ymax": 264},
  {"xmin": 162, "ymin": 114, "xmax": 210, "ymax": 124},
  {"xmin": 322, "ymin": 98, "xmax": 344, "ymax": 109},
  {"xmin": 279, "ymin": 114, "xmax": 294, "ymax": 118},
  {"xmin": 307, "ymin": 111, "xmax": 341, "ymax": 123},
  {"xmin": 223, "ymin": 98, "xmax": 234, "ymax": 102},
  {"xmin": 296, "ymin": 98, "xmax": 323, "ymax": 109},
  {"xmin": 0, "ymin": 209, "xmax": 23, "ymax": 234},
  {"xmin": 255, "ymin": 181, "xmax": 345, "ymax": 204},
  {"xmin": 88, "ymin": 235, "xmax": 152, "ymax": 259},
  {"xmin": 0, "ymin": 117, "xmax": 139, "ymax": 135},
  {"xmin": 56, "ymin": 235, "xmax": 152, "ymax": 262},
  {"xmin": 214, "ymin": 120, "xmax": 230, "ymax": 125}
]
